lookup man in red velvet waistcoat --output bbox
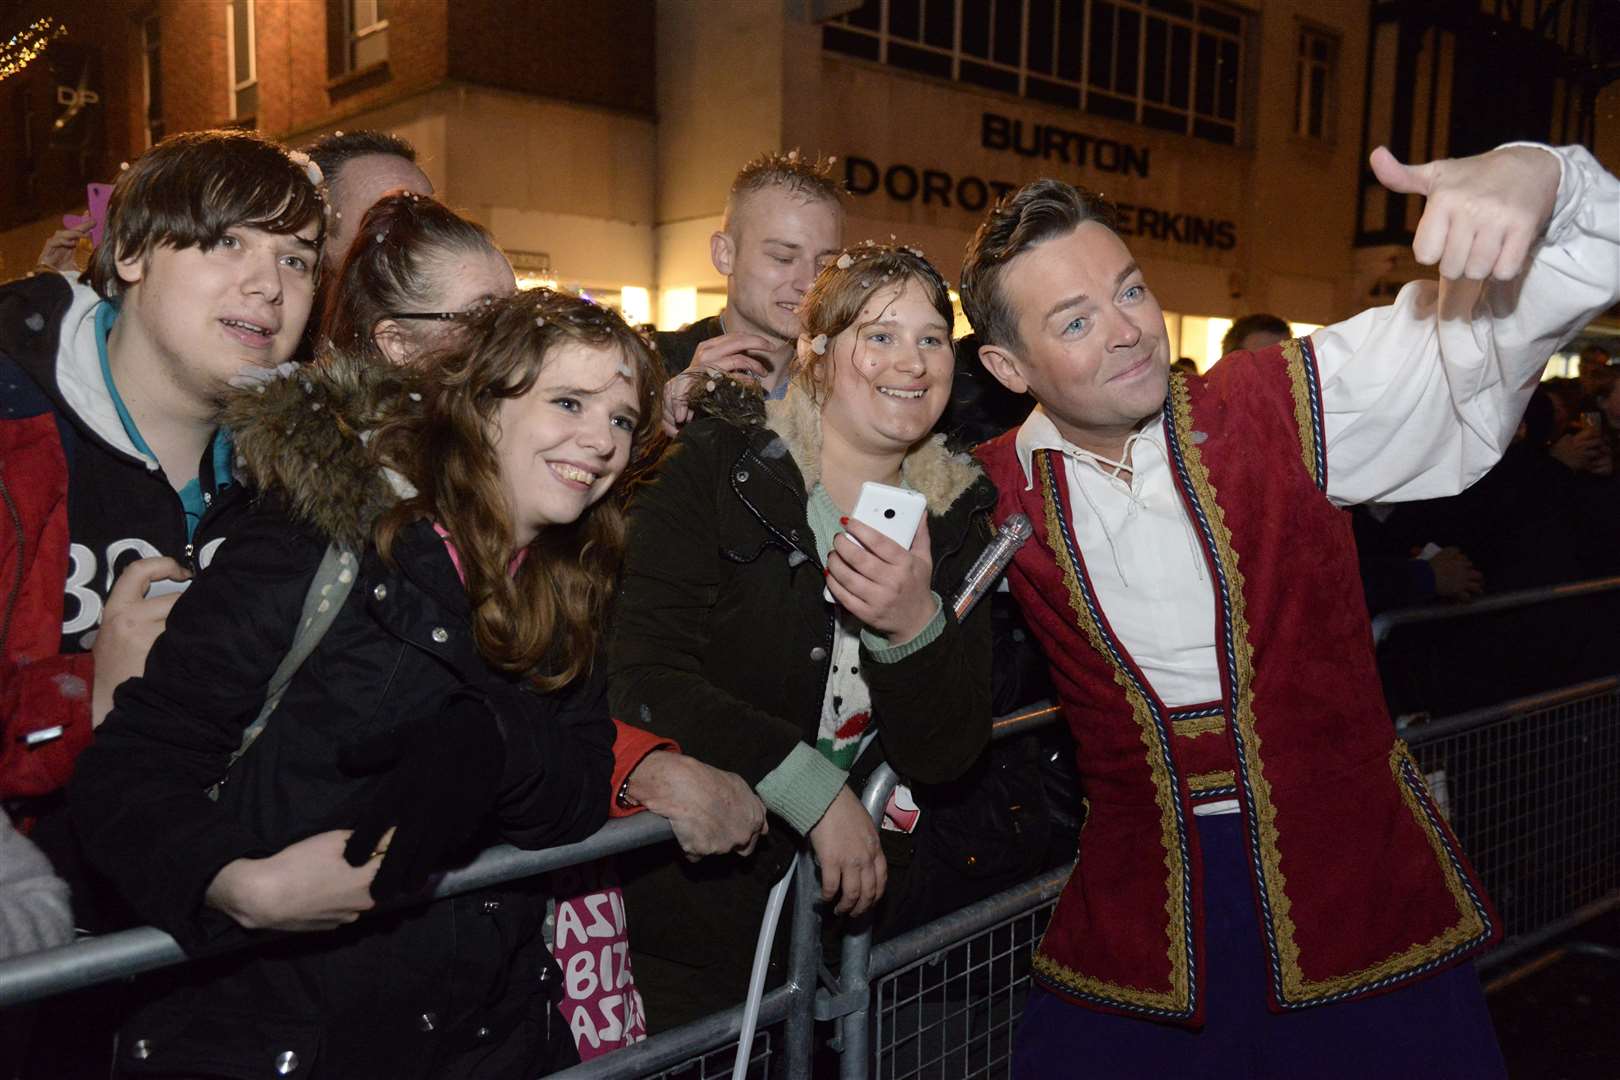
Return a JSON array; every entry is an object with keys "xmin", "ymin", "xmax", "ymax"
[{"xmin": 960, "ymin": 142, "xmax": 1619, "ymax": 1076}]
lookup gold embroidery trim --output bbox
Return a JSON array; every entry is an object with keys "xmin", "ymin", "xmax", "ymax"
[
  {"xmin": 1170, "ymin": 377, "xmax": 1488, "ymax": 1002},
  {"xmin": 1188, "ymin": 770, "xmax": 1236, "ymax": 792},
  {"xmin": 1172, "ymin": 716, "xmax": 1224, "ymax": 739},
  {"xmin": 1279, "ymin": 338, "xmax": 1319, "ymax": 486},
  {"xmin": 1035, "ymin": 453, "xmax": 1191, "ymax": 1013},
  {"xmin": 1169, "ymin": 374, "xmax": 1303, "ymax": 991}
]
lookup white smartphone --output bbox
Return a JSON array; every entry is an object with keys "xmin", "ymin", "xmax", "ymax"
[{"xmin": 824, "ymin": 481, "xmax": 928, "ymax": 603}]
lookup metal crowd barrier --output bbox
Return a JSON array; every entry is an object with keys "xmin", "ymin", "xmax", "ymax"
[
  {"xmin": 1370, "ymin": 574, "xmax": 1620, "ymax": 647},
  {"xmin": 1402, "ymin": 676, "xmax": 1620, "ymax": 973},
  {"xmin": 825, "ymin": 705, "xmax": 1061, "ymax": 1080},
  {"xmin": 0, "ymin": 811, "xmax": 677, "ymax": 1008},
  {"xmin": 14, "ymin": 661, "xmax": 1610, "ymax": 1079},
  {"xmin": 0, "ymin": 703, "xmax": 1067, "ymax": 1080},
  {"xmin": 553, "ymin": 702, "xmax": 1065, "ymax": 1080}
]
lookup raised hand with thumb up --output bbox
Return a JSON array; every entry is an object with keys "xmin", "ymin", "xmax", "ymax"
[{"xmin": 1370, "ymin": 144, "xmax": 1561, "ymax": 282}]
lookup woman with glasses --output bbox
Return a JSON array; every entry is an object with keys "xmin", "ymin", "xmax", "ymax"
[{"xmin": 318, "ymin": 191, "xmax": 516, "ymax": 367}]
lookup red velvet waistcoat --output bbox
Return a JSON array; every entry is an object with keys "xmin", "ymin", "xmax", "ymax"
[{"xmin": 976, "ymin": 339, "xmax": 1499, "ymax": 1027}]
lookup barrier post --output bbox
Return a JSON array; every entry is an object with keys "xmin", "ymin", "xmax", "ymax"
[
  {"xmin": 827, "ymin": 763, "xmax": 900, "ymax": 1080},
  {"xmin": 782, "ymin": 849, "xmax": 823, "ymax": 1080}
]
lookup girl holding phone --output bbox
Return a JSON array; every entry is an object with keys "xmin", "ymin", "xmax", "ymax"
[{"xmin": 608, "ymin": 244, "xmax": 997, "ymax": 1028}]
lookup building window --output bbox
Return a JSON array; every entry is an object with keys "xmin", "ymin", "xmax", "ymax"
[
  {"xmin": 823, "ymin": 0, "xmax": 1247, "ymax": 145},
  {"xmin": 1293, "ymin": 25, "xmax": 1336, "ymax": 140},
  {"xmin": 343, "ymin": 0, "xmax": 389, "ymax": 72},
  {"xmin": 142, "ymin": 15, "xmax": 164, "ymax": 147},
  {"xmin": 227, "ymin": 0, "xmax": 258, "ymax": 121}
]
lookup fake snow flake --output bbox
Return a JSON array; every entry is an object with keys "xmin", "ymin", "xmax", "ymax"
[
  {"xmin": 617, "ymin": 363, "xmax": 633, "ymax": 377},
  {"xmin": 786, "ymin": 550, "xmax": 808, "ymax": 568},
  {"xmin": 810, "ymin": 334, "xmax": 828, "ymax": 355},
  {"xmin": 287, "ymin": 150, "xmax": 324, "ymax": 187},
  {"xmin": 374, "ymin": 233, "xmax": 386, "ymax": 244},
  {"xmin": 338, "ymin": 568, "xmax": 353, "ymax": 583},
  {"xmin": 144, "ymin": 459, "xmax": 160, "ymax": 472},
  {"xmin": 317, "ymin": 599, "xmax": 331, "ymax": 613},
  {"xmin": 705, "ymin": 380, "xmax": 717, "ymax": 392},
  {"xmin": 534, "ymin": 316, "xmax": 547, "ymax": 327},
  {"xmin": 639, "ymin": 704, "xmax": 653, "ymax": 725},
  {"xmin": 51, "ymin": 673, "xmax": 88, "ymax": 700},
  {"xmin": 310, "ymin": 401, "xmax": 323, "ymax": 411},
  {"xmin": 119, "ymin": 161, "xmax": 129, "ymax": 171},
  {"xmin": 835, "ymin": 254, "xmax": 854, "ymax": 270},
  {"xmin": 408, "ymin": 391, "xmax": 422, "ymax": 401},
  {"xmin": 24, "ymin": 313, "xmax": 44, "ymax": 332},
  {"xmin": 1191, "ymin": 431, "xmax": 1209, "ymax": 445}
]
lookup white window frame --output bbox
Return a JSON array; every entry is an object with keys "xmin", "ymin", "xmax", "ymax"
[
  {"xmin": 1293, "ymin": 23, "xmax": 1338, "ymax": 141},
  {"xmin": 346, "ymin": 0, "xmax": 390, "ymax": 72},
  {"xmin": 227, "ymin": 0, "xmax": 258, "ymax": 121}
]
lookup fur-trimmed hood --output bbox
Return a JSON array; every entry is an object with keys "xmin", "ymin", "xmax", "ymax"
[
  {"xmin": 685, "ymin": 375, "xmax": 983, "ymax": 515},
  {"xmin": 220, "ymin": 354, "xmax": 419, "ymax": 551}
]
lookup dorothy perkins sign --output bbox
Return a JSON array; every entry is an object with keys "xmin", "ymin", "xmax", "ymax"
[{"xmin": 843, "ymin": 111, "xmax": 1236, "ymax": 252}]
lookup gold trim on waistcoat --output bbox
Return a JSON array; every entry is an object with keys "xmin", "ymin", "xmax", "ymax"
[
  {"xmin": 1173, "ymin": 716, "xmax": 1225, "ymax": 738},
  {"xmin": 1032, "ymin": 452, "xmax": 1191, "ymax": 1014},
  {"xmin": 1167, "ymin": 372, "xmax": 1309, "ymax": 992},
  {"xmin": 1188, "ymin": 770, "xmax": 1236, "ymax": 792},
  {"xmin": 1279, "ymin": 338, "xmax": 1321, "ymax": 488},
  {"xmin": 1168, "ymin": 374, "xmax": 1490, "ymax": 1005}
]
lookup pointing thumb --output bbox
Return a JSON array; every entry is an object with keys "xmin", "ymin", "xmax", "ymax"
[{"xmin": 1370, "ymin": 146, "xmax": 1435, "ymax": 197}]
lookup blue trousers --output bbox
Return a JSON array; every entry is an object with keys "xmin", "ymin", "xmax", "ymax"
[{"xmin": 1012, "ymin": 813, "xmax": 1506, "ymax": 1079}]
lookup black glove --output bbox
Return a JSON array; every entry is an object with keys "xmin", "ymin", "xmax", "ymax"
[{"xmin": 340, "ymin": 689, "xmax": 508, "ymax": 901}]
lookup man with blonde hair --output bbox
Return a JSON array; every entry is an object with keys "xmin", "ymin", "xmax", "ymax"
[{"xmin": 657, "ymin": 150, "xmax": 845, "ymax": 432}]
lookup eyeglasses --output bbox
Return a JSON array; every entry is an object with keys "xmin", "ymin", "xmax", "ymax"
[
  {"xmin": 387, "ymin": 309, "xmax": 481, "ymax": 323},
  {"xmin": 387, "ymin": 298, "xmax": 498, "ymax": 323}
]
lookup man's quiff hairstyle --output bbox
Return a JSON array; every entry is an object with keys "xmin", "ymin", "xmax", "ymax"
[
  {"xmin": 87, "ymin": 129, "xmax": 324, "ymax": 299},
  {"xmin": 959, "ymin": 179, "xmax": 1118, "ymax": 351},
  {"xmin": 723, "ymin": 150, "xmax": 846, "ymax": 232}
]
